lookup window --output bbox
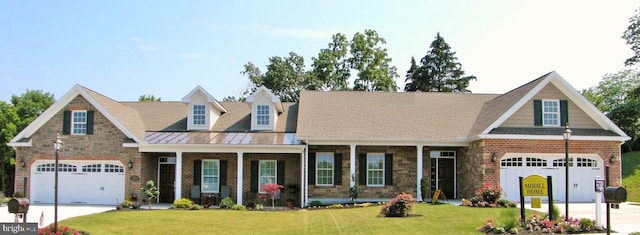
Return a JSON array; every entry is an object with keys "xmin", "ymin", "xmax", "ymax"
[
  {"xmin": 542, "ymin": 100, "xmax": 560, "ymax": 126},
  {"xmin": 193, "ymin": 105, "xmax": 206, "ymax": 125},
  {"xmin": 82, "ymin": 164, "xmax": 102, "ymax": 172},
  {"xmin": 501, "ymin": 157, "xmax": 523, "ymax": 167},
  {"xmin": 259, "ymin": 160, "xmax": 277, "ymax": 192},
  {"xmin": 576, "ymin": 158, "xmax": 597, "ymax": 167},
  {"xmin": 257, "ymin": 105, "xmax": 269, "ymax": 126},
  {"xmin": 526, "ymin": 157, "xmax": 547, "ymax": 167},
  {"xmin": 202, "ymin": 160, "xmax": 220, "ymax": 193},
  {"xmin": 552, "ymin": 158, "xmax": 573, "ymax": 167},
  {"xmin": 104, "ymin": 164, "xmax": 124, "ymax": 173},
  {"xmin": 316, "ymin": 153, "xmax": 334, "ymax": 186},
  {"xmin": 72, "ymin": 111, "xmax": 87, "ymax": 135},
  {"xmin": 367, "ymin": 153, "xmax": 384, "ymax": 186}
]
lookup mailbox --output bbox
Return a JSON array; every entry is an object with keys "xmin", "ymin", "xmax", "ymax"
[
  {"xmin": 594, "ymin": 176, "xmax": 605, "ymax": 192},
  {"xmin": 8, "ymin": 198, "xmax": 30, "ymax": 214},
  {"xmin": 604, "ymin": 187, "xmax": 627, "ymax": 203}
]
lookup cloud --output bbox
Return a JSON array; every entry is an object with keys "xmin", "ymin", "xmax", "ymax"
[
  {"xmin": 130, "ymin": 37, "xmax": 146, "ymax": 42},
  {"xmin": 254, "ymin": 26, "xmax": 339, "ymax": 39}
]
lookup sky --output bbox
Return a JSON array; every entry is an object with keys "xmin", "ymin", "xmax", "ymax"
[{"xmin": 1, "ymin": 1, "xmax": 638, "ymax": 102}]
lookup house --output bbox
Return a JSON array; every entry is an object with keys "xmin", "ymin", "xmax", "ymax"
[{"xmin": 8, "ymin": 71, "xmax": 629, "ymax": 206}]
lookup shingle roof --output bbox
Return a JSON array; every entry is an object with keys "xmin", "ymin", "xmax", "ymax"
[
  {"xmin": 296, "ymin": 91, "xmax": 498, "ymax": 140},
  {"xmin": 82, "ymin": 86, "xmax": 147, "ymax": 140}
]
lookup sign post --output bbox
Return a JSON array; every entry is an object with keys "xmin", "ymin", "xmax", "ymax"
[{"xmin": 520, "ymin": 175, "xmax": 554, "ymax": 221}]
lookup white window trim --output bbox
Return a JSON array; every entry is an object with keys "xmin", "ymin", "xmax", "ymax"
[
  {"xmin": 201, "ymin": 160, "xmax": 220, "ymax": 193},
  {"xmin": 258, "ymin": 160, "xmax": 277, "ymax": 193},
  {"xmin": 542, "ymin": 99, "xmax": 560, "ymax": 127},
  {"xmin": 192, "ymin": 104, "xmax": 206, "ymax": 125},
  {"xmin": 366, "ymin": 153, "xmax": 385, "ymax": 187},
  {"xmin": 71, "ymin": 110, "xmax": 87, "ymax": 135},
  {"xmin": 316, "ymin": 152, "xmax": 334, "ymax": 186}
]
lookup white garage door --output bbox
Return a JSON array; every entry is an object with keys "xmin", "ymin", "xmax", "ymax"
[
  {"xmin": 499, "ymin": 154, "xmax": 602, "ymax": 202},
  {"xmin": 30, "ymin": 160, "xmax": 125, "ymax": 205}
]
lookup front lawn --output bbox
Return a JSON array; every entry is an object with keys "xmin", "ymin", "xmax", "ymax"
[
  {"xmin": 60, "ymin": 203, "xmax": 535, "ymax": 234},
  {"xmin": 623, "ymin": 151, "xmax": 640, "ymax": 202}
]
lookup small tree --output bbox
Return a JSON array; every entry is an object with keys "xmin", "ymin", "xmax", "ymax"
[
  {"xmin": 261, "ymin": 183, "xmax": 283, "ymax": 210},
  {"xmin": 380, "ymin": 193, "xmax": 418, "ymax": 217},
  {"xmin": 349, "ymin": 174, "xmax": 359, "ymax": 202},
  {"xmin": 141, "ymin": 180, "xmax": 160, "ymax": 209}
]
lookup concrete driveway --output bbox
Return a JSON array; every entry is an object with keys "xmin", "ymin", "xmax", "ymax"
[{"xmin": 0, "ymin": 204, "xmax": 114, "ymax": 227}]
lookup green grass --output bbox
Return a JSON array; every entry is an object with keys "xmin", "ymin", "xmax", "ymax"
[
  {"xmin": 60, "ymin": 204, "xmax": 538, "ymax": 235},
  {"xmin": 623, "ymin": 151, "xmax": 640, "ymax": 202}
]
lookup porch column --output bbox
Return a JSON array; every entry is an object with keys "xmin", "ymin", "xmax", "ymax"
[
  {"xmin": 416, "ymin": 145, "xmax": 424, "ymax": 201},
  {"xmin": 175, "ymin": 151, "xmax": 183, "ymax": 201},
  {"xmin": 236, "ymin": 152, "xmax": 244, "ymax": 205},
  {"xmin": 301, "ymin": 150, "xmax": 306, "ymax": 207},
  {"xmin": 350, "ymin": 144, "xmax": 356, "ymax": 187}
]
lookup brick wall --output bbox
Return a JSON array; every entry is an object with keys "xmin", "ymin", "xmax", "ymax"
[{"xmin": 14, "ymin": 95, "xmax": 142, "ymax": 198}]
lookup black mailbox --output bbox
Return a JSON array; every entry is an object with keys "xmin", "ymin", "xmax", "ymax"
[
  {"xmin": 8, "ymin": 198, "xmax": 29, "ymax": 214},
  {"xmin": 604, "ymin": 187, "xmax": 627, "ymax": 203}
]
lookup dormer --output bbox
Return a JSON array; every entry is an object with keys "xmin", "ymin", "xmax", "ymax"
[
  {"xmin": 245, "ymin": 86, "xmax": 284, "ymax": 131},
  {"xmin": 182, "ymin": 86, "xmax": 227, "ymax": 131}
]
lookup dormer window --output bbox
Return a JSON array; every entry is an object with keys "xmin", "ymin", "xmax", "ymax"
[
  {"xmin": 193, "ymin": 105, "xmax": 206, "ymax": 125},
  {"xmin": 257, "ymin": 105, "xmax": 270, "ymax": 126}
]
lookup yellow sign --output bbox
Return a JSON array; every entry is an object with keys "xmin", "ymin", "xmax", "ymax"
[
  {"xmin": 531, "ymin": 198, "xmax": 542, "ymax": 208},
  {"xmin": 432, "ymin": 189, "xmax": 441, "ymax": 203},
  {"xmin": 522, "ymin": 175, "xmax": 548, "ymax": 196}
]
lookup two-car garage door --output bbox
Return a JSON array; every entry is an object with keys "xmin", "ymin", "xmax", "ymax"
[
  {"xmin": 30, "ymin": 160, "xmax": 125, "ymax": 205},
  {"xmin": 499, "ymin": 154, "xmax": 602, "ymax": 202}
]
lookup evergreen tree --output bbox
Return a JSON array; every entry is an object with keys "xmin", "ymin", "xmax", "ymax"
[{"xmin": 405, "ymin": 33, "xmax": 476, "ymax": 92}]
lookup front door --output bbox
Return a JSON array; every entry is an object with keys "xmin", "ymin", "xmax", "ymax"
[
  {"xmin": 430, "ymin": 151, "xmax": 456, "ymax": 199},
  {"xmin": 159, "ymin": 164, "xmax": 175, "ymax": 203}
]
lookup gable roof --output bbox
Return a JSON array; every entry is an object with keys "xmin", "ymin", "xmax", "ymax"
[
  {"xmin": 181, "ymin": 85, "xmax": 227, "ymax": 113},
  {"xmin": 476, "ymin": 71, "xmax": 629, "ymax": 140},
  {"xmin": 245, "ymin": 86, "xmax": 284, "ymax": 113},
  {"xmin": 9, "ymin": 85, "xmax": 145, "ymax": 145}
]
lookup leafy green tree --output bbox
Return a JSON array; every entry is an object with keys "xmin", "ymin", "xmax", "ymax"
[
  {"xmin": 309, "ymin": 33, "xmax": 351, "ymax": 91},
  {"xmin": 350, "ymin": 29, "xmax": 398, "ymax": 91},
  {"xmin": 623, "ymin": 7, "xmax": 640, "ymax": 66},
  {"xmin": 138, "ymin": 95, "xmax": 161, "ymax": 102},
  {"xmin": 241, "ymin": 52, "xmax": 307, "ymax": 102},
  {"xmin": 405, "ymin": 33, "xmax": 476, "ymax": 92},
  {"xmin": 582, "ymin": 69, "xmax": 640, "ymax": 113},
  {"xmin": 0, "ymin": 90, "xmax": 54, "ymax": 196}
]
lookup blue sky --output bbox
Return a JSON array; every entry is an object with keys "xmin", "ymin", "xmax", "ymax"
[{"xmin": 0, "ymin": 1, "xmax": 637, "ymax": 102}]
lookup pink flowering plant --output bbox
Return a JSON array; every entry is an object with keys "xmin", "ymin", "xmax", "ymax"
[
  {"xmin": 461, "ymin": 182, "xmax": 516, "ymax": 208},
  {"xmin": 261, "ymin": 183, "xmax": 284, "ymax": 210},
  {"xmin": 38, "ymin": 224, "xmax": 83, "ymax": 235}
]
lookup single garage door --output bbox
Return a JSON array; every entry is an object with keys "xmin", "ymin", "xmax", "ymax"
[
  {"xmin": 30, "ymin": 160, "xmax": 125, "ymax": 205},
  {"xmin": 499, "ymin": 154, "xmax": 602, "ymax": 202}
]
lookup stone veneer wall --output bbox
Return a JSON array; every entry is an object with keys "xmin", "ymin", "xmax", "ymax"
[
  {"xmin": 13, "ymin": 95, "xmax": 142, "ymax": 198},
  {"xmin": 463, "ymin": 139, "xmax": 623, "ymax": 199}
]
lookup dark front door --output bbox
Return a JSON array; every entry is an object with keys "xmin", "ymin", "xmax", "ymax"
[
  {"xmin": 430, "ymin": 158, "xmax": 455, "ymax": 199},
  {"xmin": 159, "ymin": 164, "xmax": 175, "ymax": 203}
]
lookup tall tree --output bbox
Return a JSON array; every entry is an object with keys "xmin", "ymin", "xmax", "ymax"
[
  {"xmin": 0, "ymin": 90, "xmax": 54, "ymax": 196},
  {"xmin": 623, "ymin": 7, "xmax": 640, "ymax": 66},
  {"xmin": 138, "ymin": 95, "xmax": 161, "ymax": 102},
  {"xmin": 241, "ymin": 52, "xmax": 306, "ymax": 102},
  {"xmin": 404, "ymin": 57, "xmax": 419, "ymax": 91},
  {"xmin": 350, "ymin": 29, "xmax": 398, "ymax": 91},
  {"xmin": 405, "ymin": 33, "xmax": 476, "ymax": 92},
  {"xmin": 309, "ymin": 33, "xmax": 350, "ymax": 91}
]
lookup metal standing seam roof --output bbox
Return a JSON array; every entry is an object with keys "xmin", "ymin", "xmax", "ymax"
[{"xmin": 144, "ymin": 132, "xmax": 301, "ymax": 145}]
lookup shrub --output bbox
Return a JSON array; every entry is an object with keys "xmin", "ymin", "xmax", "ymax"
[
  {"xmin": 328, "ymin": 204, "xmax": 343, "ymax": 209},
  {"xmin": 245, "ymin": 201, "xmax": 256, "ymax": 210},
  {"xmin": 121, "ymin": 199, "xmax": 133, "ymax": 208},
  {"xmin": 190, "ymin": 204, "xmax": 201, "ymax": 210},
  {"xmin": 551, "ymin": 204, "xmax": 561, "ymax": 221},
  {"xmin": 141, "ymin": 180, "xmax": 160, "ymax": 209},
  {"xmin": 309, "ymin": 201, "xmax": 323, "ymax": 207},
  {"xmin": 474, "ymin": 182, "xmax": 503, "ymax": 204},
  {"xmin": 172, "ymin": 198, "xmax": 194, "ymax": 209},
  {"xmin": 498, "ymin": 209, "xmax": 520, "ymax": 231},
  {"xmin": 220, "ymin": 197, "xmax": 234, "ymax": 209},
  {"xmin": 380, "ymin": 193, "xmax": 417, "ymax": 217},
  {"xmin": 38, "ymin": 224, "xmax": 83, "ymax": 235},
  {"xmin": 231, "ymin": 204, "xmax": 246, "ymax": 210}
]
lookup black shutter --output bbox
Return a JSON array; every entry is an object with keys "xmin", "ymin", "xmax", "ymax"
[
  {"xmin": 560, "ymin": 100, "xmax": 568, "ymax": 126},
  {"xmin": 277, "ymin": 161, "xmax": 285, "ymax": 186},
  {"xmin": 193, "ymin": 160, "xmax": 201, "ymax": 185},
  {"xmin": 533, "ymin": 100, "xmax": 542, "ymax": 126},
  {"xmin": 385, "ymin": 154, "xmax": 393, "ymax": 186},
  {"xmin": 250, "ymin": 161, "xmax": 258, "ymax": 192},
  {"xmin": 358, "ymin": 153, "xmax": 366, "ymax": 185},
  {"xmin": 62, "ymin": 110, "xmax": 71, "ymax": 135},
  {"xmin": 86, "ymin": 110, "xmax": 94, "ymax": 135},
  {"xmin": 334, "ymin": 153, "xmax": 342, "ymax": 185},
  {"xmin": 308, "ymin": 153, "xmax": 316, "ymax": 185},
  {"xmin": 220, "ymin": 160, "xmax": 228, "ymax": 186}
]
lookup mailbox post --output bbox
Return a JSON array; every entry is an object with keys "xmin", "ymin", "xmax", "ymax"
[
  {"xmin": 594, "ymin": 176, "xmax": 605, "ymax": 228},
  {"xmin": 604, "ymin": 186, "xmax": 627, "ymax": 235}
]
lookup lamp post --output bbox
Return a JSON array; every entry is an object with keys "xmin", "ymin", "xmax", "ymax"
[
  {"xmin": 53, "ymin": 134, "xmax": 62, "ymax": 233},
  {"xmin": 562, "ymin": 126, "xmax": 572, "ymax": 220}
]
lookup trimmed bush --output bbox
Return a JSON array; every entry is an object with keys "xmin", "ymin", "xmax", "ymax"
[
  {"xmin": 231, "ymin": 204, "xmax": 246, "ymax": 210},
  {"xmin": 380, "ymin": 193, "xmax": 417, "ymax": 217},
  {"xmin": 220, "ymin": 197, "xmax": 234, "ymax": 209},
  {"xmin": 172, "ymin": 198, "xmax": 194, "ymax": 209}
]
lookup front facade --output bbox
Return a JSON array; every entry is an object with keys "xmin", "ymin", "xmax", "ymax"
[{"xmin": 8, "ymin": 71, "xmax": 629, "ymax": 206}]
